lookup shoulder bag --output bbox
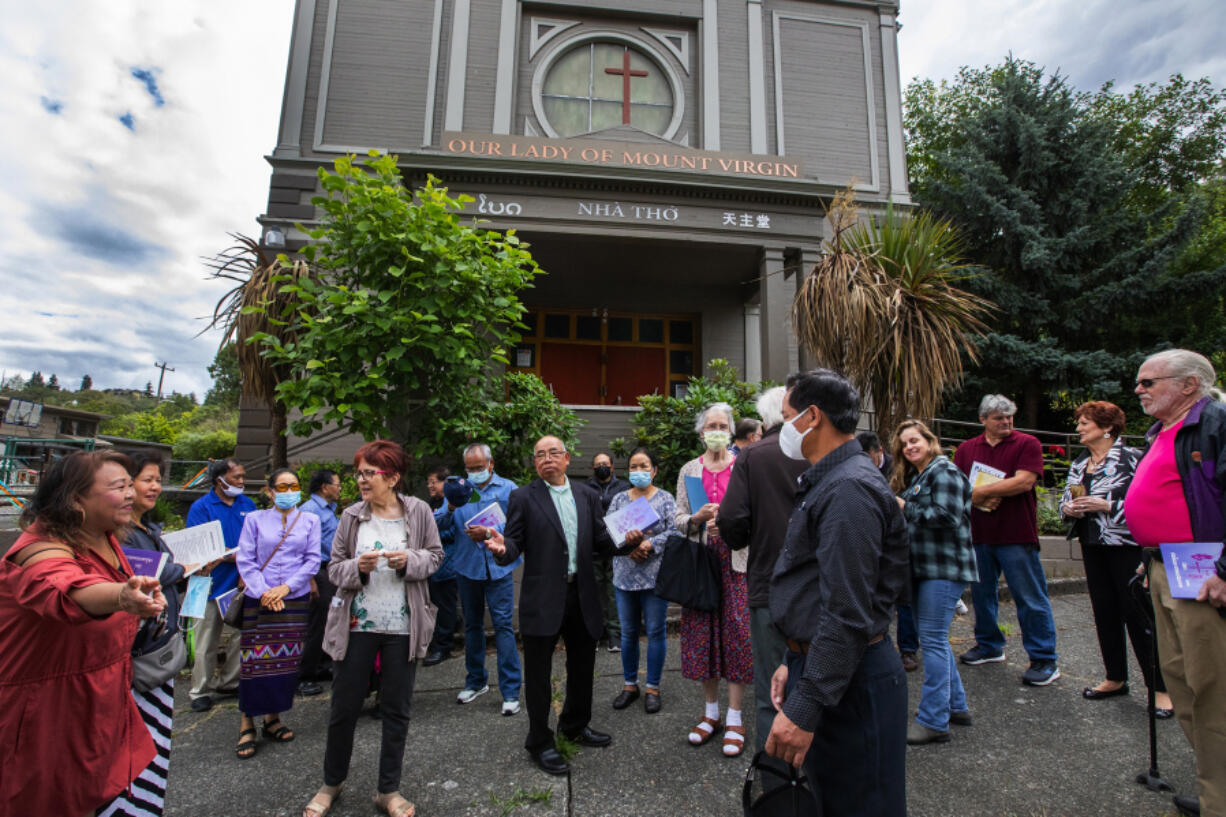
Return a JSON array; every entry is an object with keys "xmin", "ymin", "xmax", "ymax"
[
  {"xmin": 654, "ymin": 532, "xmax": 721, "ymax": 612},
  {"xmin": 223, "ymin": 511, "xmax": 301, "ymax": 627},
  {"xmin": 742, "ymin": 751, "xmax": 822, "ymax": 817}
]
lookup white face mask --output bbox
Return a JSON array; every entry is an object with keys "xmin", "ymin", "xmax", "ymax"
[
  {"xmin": 779, "ymin": 411, "xmax": 813, "ymax": 461},
  {"xmin": 218, "ymin": 477, "xmax": 245, "ymax": 498}
]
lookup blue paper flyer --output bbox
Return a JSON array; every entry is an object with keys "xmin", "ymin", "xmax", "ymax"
[
  {"xmin": 1161, "ymin": 542, "xmax": 1224, "ymax": 599},
  {"xmin": 215, "ymin": 588, "xmax": 240, "ymax": 619},
  {"xmin": 684, "ymin": 475, "xmax": 709, "ymax": 514},
  {"xmin": 181, "ymin": 574, "xmax": 213, "ymax": 619}
]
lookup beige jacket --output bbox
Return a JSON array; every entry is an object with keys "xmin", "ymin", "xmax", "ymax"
[
  {"xmin": 323, "ymin": 494, "xmax": 443, "ymax": 661},
  {"xmin": 674, "ymin": 456, "xmax": 748, "ymax": 574}
]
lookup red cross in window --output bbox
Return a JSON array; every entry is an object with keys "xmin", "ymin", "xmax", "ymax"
[{"xmin": 604, "ymin": 49, "xmax": 648, "ymax": 125}]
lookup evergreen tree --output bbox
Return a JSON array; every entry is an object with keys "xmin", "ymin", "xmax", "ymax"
[
  {"xmin": 47, "ymin": 374, "xmax": 60, "ymax": 391},
  {"xmin": 80, "ymin": 374, "xmax": 93, "ymax": 391},
  {"xmin": 905, "ymin": 58, "xmax": 1212, "ymax": 425},
  {"xmin": 144, "ymin": 381, "xmax": 154, "ymax": 397}
]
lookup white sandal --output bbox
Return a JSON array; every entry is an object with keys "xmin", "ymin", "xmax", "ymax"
[{"xmin": 303, "ymin": 783, "xmax": 343, "ymax": 817}]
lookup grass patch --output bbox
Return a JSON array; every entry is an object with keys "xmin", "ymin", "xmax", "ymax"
[
  {"xmin": 998, "ymin": 621, "xmax": 1015, "ymax": 637},
  {"xmin": 554, "ymin": 733, "xmax": 581, "ymax": 763},
  {"xmin": 489, "ymin": 785, "xmax": 553, "ymax": 816}
]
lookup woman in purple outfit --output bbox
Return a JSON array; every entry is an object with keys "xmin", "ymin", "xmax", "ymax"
[{"xmin": 234, "ymin": 467, "xmax": 321, "ymax": 760}]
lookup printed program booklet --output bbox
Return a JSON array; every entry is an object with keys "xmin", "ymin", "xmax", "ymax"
[
  {"xmin": 1160, "ymin": 542, "xmax": 1224, "ymax": 599},
  {"xmin": 603, "ymin": 496, "xmax": 661, "ymax": 544},
  {"xmin": 967, "ymin": 461, "xmax": 1006, "ymax": 511}
]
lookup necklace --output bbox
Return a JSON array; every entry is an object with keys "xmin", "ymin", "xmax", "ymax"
[{"xmin": 1087, "ymin": 451, "xmax": 1109, "ymax": 472}]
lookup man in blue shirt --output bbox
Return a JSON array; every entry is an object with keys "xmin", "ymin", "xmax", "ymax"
[
  {"xmin": 436, "ymin": 443, "xmax": 522, "ymax": 715},
  {"xmin": 186, "ymin": 458, "xmax": 256, "ymax": 712},
  {"xmin": 298, "ymin": 468, "xmax": 341, "ymax": 695}
]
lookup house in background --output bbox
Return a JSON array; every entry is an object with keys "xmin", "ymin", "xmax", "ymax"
[{"xmin": 238, "ymin": 0, "xmax": 910, "ymax": 465}]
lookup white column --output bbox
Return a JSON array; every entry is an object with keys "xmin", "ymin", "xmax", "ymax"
[
  {"xmin": 746, "ymin": 0, "xmax": 767, "ymax": 154},
  {"xmin": 444, "ymin": 0, "xmax": 471, "ymax": 132},
  {"xmin": 492, "ymin": 0, "xmax": 518, "ymax": 134},
  {"xmin": 702, "ymin": 0, "xmax": 720, "ymax": 151},
  {"xmin": 274, "ymin": 0, "xmax": 318, "ymax": 158},
  {"xmin": 423, "ymin": 0, "xmax": 445, "ymax": 146},
  {"xmin": 743, "ymin": 303, "xmax": 762, "ymax": 383},
  {"xmin": 879, "ymin": 10, "xmax": 911, "ymax": 203}
]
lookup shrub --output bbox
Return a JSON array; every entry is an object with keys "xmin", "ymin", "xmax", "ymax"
[
  {"xmin": 611, "ymin": 359, "xmax": 770, "ymax": 492},
  {"xmin": 173, "ymin": 429, "xmax": 237, "ymax": 461}
]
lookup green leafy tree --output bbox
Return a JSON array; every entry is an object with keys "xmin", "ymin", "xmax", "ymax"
[
  {"xmin": 204, "ymin": 344, "xmax": 241, "ymax": 409},
  {"xmin": 173, "ymin": 429, "xmax": 237, "ymax": 461},
  {"xmin": 904, "ymin": 58, "xmax": 1209, "ymax": 425},
  {"xmin": 611, "ymin": 360, "xmax": 764, "ymax": 492},
  {"xmin": 25, "ymin": 372, "xmax": 44, "ymax": 391},
  {"xmin": 261, "ymin": 152, "xmax": 542, "ymax": 450},
  {"xmin": 47, "ymin": 374, "xmax": 59, "ymax": 391}
]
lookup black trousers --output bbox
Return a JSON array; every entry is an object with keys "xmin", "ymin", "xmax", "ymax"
[
  {"xmin": 787, "ymin": 637, "xmax": 907, "ymax": 817},
  {"xmin": 324, "ymin": 632, "xmax": 417, "ymax": 793},
  {"xmin": 1083, "ymin": 543, "xmax": 1166, "ymax": 691},
  {"xmin": 298, "ymin": 564, "xmax": 336, "ymax": 680},
  {"xmin": 427, "ymin": 577, "xmax": 460, "ymax": 654},
  {"xmin": 521, "ymin": 582, "xmax": 597, "ymax": 754}
]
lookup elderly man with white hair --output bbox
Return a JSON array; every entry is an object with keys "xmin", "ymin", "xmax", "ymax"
[
  {"xmin": 718, "ymin": 386, "xmax": 807, "ymax": 764},
  {"xmin": 1124, "ymin": 349, "xmax": 1226, "ymax": 817},
  {"xmin": 953, "ymin": 394, "xmax": 1061, "ymax": 687}
]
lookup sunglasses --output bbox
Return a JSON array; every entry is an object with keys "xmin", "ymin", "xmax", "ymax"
[
  {"xmin": 272, "ymin": 482, "xmax": 301, "ymax": 493},
  {"xmin": 1136, "ymin": 376, "xmax": 1181, "ymax": 389}
]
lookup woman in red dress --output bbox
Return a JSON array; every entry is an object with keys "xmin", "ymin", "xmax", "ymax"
[{"xmin": 0, "ymin": 450, "xmax": 166, "ymax": 817}]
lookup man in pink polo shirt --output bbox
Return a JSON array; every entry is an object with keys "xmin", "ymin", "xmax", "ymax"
[
  {"xmin": 953, "ymin": 395, "xmax": 1060, "ymax": 687},
  {"xmin": 1125, "ymin": 349, "xmax": 1226, "ymax": 817}
]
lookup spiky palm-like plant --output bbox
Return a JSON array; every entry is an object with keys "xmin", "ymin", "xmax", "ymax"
[
  {"xmin": 793, "ymin": 194, "xmax": 991, "ymax": 441},
  {"xmin": 203, "ymin": 234, "xmax": 312, "ymax": 468}
]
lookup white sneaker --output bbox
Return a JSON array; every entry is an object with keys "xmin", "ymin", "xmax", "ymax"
[
  {"xmin": 955, "ymin": 599, "xmax": 969, "ymax": 615},
  {"xmin": 501, "ymin": 699, "xmax": 520, "ymax": 716},
  {"xmin": 456, "ymin": 685, "xmax": 489, "ymax": 704}
]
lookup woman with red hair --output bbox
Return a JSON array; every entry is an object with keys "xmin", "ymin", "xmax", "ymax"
[
  {"xmin": 1060, "ymin": 401, "xmax": 1172, "ymax": 716},
  {"xmin": 303, "ymin": 440, "xmax": 442, "ymax": 817}
]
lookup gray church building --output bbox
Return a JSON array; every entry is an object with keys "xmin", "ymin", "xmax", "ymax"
[{"xmin": 240, "ymin": 0, "xmax": 909, "ymax": 463}]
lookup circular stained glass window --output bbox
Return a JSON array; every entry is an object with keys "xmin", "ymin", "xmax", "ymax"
[{"xmin": 539, "ymin": 42, "xmax": 674, "ymax": 138}]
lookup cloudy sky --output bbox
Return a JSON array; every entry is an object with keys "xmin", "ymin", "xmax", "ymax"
[{"xmin": 1, "ymin": 0, "xmax": 1223, "ymax": 400}]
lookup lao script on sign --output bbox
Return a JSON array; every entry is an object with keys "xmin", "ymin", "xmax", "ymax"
[
  {"xmin": 603, "ymin": 496, "xmax": 661, "ymax": 545},
  {"xmin": 161, "ymin": 519, "xmax": 234, "ymax": 570}
]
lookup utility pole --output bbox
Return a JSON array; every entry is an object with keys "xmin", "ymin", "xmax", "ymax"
[{"xmin": 154, "ymin": 361, "xmax": 175, "ymax": 400}]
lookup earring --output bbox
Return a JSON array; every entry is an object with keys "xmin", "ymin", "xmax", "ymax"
[{"xmin": 1103, "ymin": 432, "xmax": 1111, "ymax": 440}]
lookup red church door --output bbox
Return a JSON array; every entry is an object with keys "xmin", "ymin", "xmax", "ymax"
[{"xmin": 539, "ymin": 343, "xmax": 602, "ymax": 404}]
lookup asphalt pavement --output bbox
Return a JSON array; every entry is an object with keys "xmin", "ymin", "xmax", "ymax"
[{"xmin": 164, "ymin": 593, "xmax": 1197, "ymax": 817}]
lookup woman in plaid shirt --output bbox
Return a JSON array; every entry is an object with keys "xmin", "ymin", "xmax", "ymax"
[{"xmin": 890, "ymin": 420, "xmax": 979, "ymax": 745}]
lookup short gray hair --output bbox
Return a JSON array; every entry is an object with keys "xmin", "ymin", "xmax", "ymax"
[
  {"xmin": 978, "ymin": 394, "xmax": 1017, "ymax": 419},
  {"xmin": 694, "ymin": 402, "xmax": 735, "ymax": 437},
  {"xmin": 1144, "ymin": 349, "xmax": 1218, "ymax": 399},
  {"xmin": 755, "ymin": 386, "xmax": 786, "ymax": 430},
  {"xmin": 462, "ymin": 442, "xmax": 493, "ymax": 461}
]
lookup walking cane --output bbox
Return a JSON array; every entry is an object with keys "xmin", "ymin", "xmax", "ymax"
[{"xmin": 1127, "ymin": 565, "xmax": 1172, "ymax": 793}]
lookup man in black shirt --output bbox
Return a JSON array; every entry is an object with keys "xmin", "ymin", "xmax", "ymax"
[{"xmin": 766, "ymin": 369, "xmax": 910, "ymax": 817}]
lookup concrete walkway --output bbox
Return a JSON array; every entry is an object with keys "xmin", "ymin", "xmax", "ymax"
[{"xmin": 164, "ymin": 593, "xmax": 1195, "ymax": 817}]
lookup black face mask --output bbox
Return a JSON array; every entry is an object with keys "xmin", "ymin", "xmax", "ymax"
[{"xmin": 594, "ymin": 465, "xmax": 612, "ymax": 481}]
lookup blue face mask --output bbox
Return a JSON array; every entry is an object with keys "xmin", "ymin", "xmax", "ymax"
[
  {"xmin": 628, "ymin": 471, "xmax": 652, "ymax": 489},
  {"xmin": 467, "ymin": 470, "xmax": 491, "ymax": 485},
  {"xmin": 273, "ymin": 491, "xmax": 301, "ymax": 509}
]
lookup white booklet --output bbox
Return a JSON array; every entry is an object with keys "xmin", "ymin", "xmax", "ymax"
[
  {"xmin": 466, "ymin": 501, "xmax": 507, "ymax": 530},
  {"xmin": 603, "ymin": 496, "xmax": 661, "ymax": 545},
  {"xmin": 161, "ymin": 519, "xmax": 235, "ymax": 572},
  {"xmin": 967, "ymin": 461, "xmax": 1007, "ymax": 511}
]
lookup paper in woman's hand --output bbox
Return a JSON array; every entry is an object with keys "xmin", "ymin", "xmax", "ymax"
[{"xmin": 603, "ymin": 497, "xmax": 660, "ymax": 544}]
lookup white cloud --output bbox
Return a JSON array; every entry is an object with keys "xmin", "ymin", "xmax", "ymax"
[{"xmin": 0, "ymin": 0, "xmax": 294, "ymax": 397}]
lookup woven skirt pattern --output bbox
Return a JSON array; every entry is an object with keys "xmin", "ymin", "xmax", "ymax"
[{"xmin": 238, "ymin": 595, "xmax": 309, "ymax": 717}]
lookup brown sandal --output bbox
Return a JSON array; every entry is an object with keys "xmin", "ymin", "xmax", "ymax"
[
  {"xmin": 373, "ymin": 791, "xmax": 415, "ymax": 817},
  {"xmin": 722, "ymin": 725, "xmax": 746, "ymax": 757},
  {"xmin": 688, "ymin": 716, "xmax": 722, "ymax": 746}
]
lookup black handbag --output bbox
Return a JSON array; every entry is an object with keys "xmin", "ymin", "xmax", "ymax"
[
  {"xmin": 654, "ymin": 532, "xmax": 721, "ymax": 612},
  {"xmin": 742, "ymin": 751, "xmax": 822, "ymax": 817}
]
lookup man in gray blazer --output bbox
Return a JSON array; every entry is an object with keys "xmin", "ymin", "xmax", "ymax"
[{"xmin": 487, "ymin": 435, "xmax": 623, "ymax": 775}]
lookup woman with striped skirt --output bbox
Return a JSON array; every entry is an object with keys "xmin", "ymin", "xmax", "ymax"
[
  {"xmin": 233, "ymin": 467, "xmax": 321, "ymax": 759},
  {"xmin": 100, "ymin": 454, "xmax": 185, "ymax": 817}
]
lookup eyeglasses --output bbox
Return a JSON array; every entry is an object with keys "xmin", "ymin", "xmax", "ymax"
[
  {"xmin": 272, "ymin": 482, "xmax": 301, "ymax": 493},
  {"xmin": 355, "ymin": 469, "xmax": 389, "ymax": 480},
  {"xmin": 533, "ymin": 449, "xmax": 568, "ymax": 461},
  {"xmin": 1136, "ymin": 376, "xmax": 1181, "ymax": 389}
]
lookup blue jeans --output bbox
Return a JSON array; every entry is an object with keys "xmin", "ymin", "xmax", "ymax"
[
  {"xmin": 896, "ymin": 603, "xmax": 918, "ymax": 653},
  {"xmin": 614, "ymin": 588, "xmax": 669, "ymax": 689},
  {"xmin": 457, "ymin": 574, "xmax": 521, "ymax": 699},
  {"xmin": 914, "ymin": 579, "xmax": 969, "ymax": 731},
  {"xmin": 970, "ymin": 544, "xmax": 1058, "ymax": 661},
  {"xmin": 785, "ymin": 637, "xmax": 907, "ymax": 817}
]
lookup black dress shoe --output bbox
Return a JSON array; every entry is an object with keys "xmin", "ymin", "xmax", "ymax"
[
  {"xmin": 190, "ymin": 696, "xmax": 212, "ymax": 712},
  {"xmin": 297, "ymin": 681, "xmax": 323, "ymax": 696},
  {"xmin": 532, "ymin": 748, "xmax": 570, "ymax": 775},
  {"xmin": 1082, "ymin": 683, "xmax": 1129, "ymax": 700},
  {"xmin": 1172, "ymin": 793, "xmax": 1200, "ymax": 816},
  {"xmin": 643, "ymin": 691, "xmax": 661, "ymax": 714},
  {"xmin": 612, "ymin": 687, "xmax": 640, "ymax": 709},
  {"xmin": 570, "ymin": 727, "xmax": 612, "ymax": 748},
  {"xmin": 422, "ymin": 650, "xmax": 447, "ymax": 667}
]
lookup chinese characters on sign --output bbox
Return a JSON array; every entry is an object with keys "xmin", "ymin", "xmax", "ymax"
[{"xmin": 722, "ymin": 212, "xmax": 771, "ymax": 229}]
